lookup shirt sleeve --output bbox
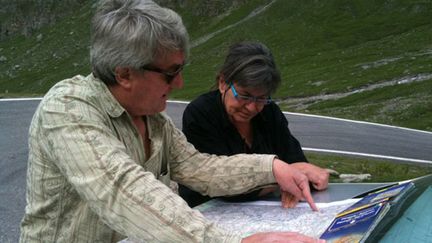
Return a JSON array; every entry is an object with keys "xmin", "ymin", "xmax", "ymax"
[
  {"xmin": 170, "ymin": 118, "xmax": 276, "ymax": 197},
  {"xmin": 40, "ymin": 96, "xmax": 244, "ymax": 243}
]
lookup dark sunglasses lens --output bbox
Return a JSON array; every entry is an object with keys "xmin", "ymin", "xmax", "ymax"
[
  {"xmin": 166, "ymin": 66, "xmax": 183, "ymax": 84},
  {"xmin": 165, "ymin": 73, "xmax": 177, "ymax": 84}
]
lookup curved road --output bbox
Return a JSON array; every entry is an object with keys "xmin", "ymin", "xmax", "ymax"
[
  {"xmin": 1, "ymin": 99, "xmax": 431, "ymax": 242},
  {"xmin": 167, "ymin": 100, "xmax": 432, "ymax": 163}
]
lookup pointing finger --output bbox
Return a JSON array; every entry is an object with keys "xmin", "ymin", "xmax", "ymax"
[{"xmin": 302, "ymin": 184, "xmax": 318, "ymax": 211}]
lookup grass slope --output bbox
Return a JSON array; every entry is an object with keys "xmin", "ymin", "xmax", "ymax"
[
  {"xmin": 0, "ymin": 0, "xmax": 431, "ymax": 131},
  {"xmin": 307, "ymin": 152, "xmax": 432, "ymax": 183},
  {"xmin": 0, "ymin": 2, "xmax": 93, "ymax": 96}
]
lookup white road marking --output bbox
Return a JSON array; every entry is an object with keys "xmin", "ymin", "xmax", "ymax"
[{"xmin": 303, "ymin": 147, "xmax": 432, "ymax": 164}]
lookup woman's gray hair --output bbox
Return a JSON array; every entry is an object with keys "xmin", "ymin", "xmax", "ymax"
[
  {"xmin": 90, "ymin": 0, "xmax": 189, "ymax": 85},
  {"xmin": 217, "ymin": 42, "xmax": 281, "ymax": 95}
]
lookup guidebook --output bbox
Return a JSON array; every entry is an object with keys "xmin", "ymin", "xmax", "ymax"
[{"xmin": 320, "ymin": 182, "xmax": 414, "ymax": 242}]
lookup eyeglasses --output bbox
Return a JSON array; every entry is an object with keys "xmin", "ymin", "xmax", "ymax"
[
  {"xmin": 141, "ymin": 63, "xmax": 185, "ymax": 84},
  {"xmin": 230, "ymin": 83, "xmax": 272, "ymax": 105}
]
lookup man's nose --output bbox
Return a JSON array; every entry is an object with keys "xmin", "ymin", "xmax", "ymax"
[{"xmin": 171, "ymin": 73, "xmax": 184, "ymax": 89}]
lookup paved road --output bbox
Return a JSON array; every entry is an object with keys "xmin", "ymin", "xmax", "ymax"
[
  {"xmin": 284, "ymin": 112, "xmax": 432, "ymax": 164},
  {"xmin": 1, "ymin": 99, "xmax": 431, "ymax": 242},
  {"xmin": 168, "ymin": 100, "xmax": 432, "ymax": 163}
]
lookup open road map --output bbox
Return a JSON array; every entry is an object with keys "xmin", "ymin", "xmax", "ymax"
[{"xmin": 196, "ymin": 198, "xmax": 360, "ymax": 238}]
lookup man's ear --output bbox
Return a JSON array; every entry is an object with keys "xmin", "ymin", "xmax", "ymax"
[
  {"xmin": 217, "ymin": 75, "xmax": 228, "ymax": 93},
  {"xmin": 114, "ymin": 67, "xmax": 133, "ymax": 90}
]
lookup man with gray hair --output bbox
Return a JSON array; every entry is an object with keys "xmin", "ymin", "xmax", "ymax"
[{"xmin": 20, "ymin": 0, "xmax": 324, "ymax": 242}]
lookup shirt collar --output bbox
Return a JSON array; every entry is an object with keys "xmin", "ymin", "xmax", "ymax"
[{"xmin": 88, "ymin": 74, "xmax": 125, "ymax": 118}]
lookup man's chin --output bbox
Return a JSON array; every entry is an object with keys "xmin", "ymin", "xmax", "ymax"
[
  {"xmin": 158, "ymin": 101, "xmax": 167, "ymax": 112},
  {"xmin": 144, "ymin": 102, "xmax": 167, "ymax": 115}
]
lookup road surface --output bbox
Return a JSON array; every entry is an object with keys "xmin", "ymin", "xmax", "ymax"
[{"xmin": 1, "ymin": 98, "xmax": 431, "ymax": 242}]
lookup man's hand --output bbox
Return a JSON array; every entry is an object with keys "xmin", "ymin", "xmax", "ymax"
[
  {"xmin": 291, "ymin": 162, "xmax": 329, "ymax": 191},
  {"xmin": 242, "ymin": 232, "xmax": 326, "ymax": 243},
  {"xmin": 272, "ymin": 159, "xmax": 318, "ymax": 211}
]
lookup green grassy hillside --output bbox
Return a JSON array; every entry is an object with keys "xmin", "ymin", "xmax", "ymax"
[
  {"xmin": 0, "ymin": 1, "xmax": 94, "ymax": 96},
  {"xmin": 0, "ymin": 0, "xmax": 431, "ymax": 131}
]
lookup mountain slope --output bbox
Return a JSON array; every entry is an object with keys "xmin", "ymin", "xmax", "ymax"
[{"xmin": 0, "ymin": 0, "xmax": 431, "ymax": 131}]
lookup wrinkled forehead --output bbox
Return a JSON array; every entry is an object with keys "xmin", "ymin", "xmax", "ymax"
[
  {"xmin": 151, "ymin": 50, "xmax": 186, "ymax": 68},
  {"xmin": 154, "ymin": 42, "xmax": 188, "ymax": 61}
]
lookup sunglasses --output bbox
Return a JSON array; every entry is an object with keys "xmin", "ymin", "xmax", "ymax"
[{"xmin": 141, "ymin": 63, "xmax": 185, "ymax": 84}]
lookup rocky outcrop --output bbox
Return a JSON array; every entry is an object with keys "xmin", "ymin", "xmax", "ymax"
[
  {"xmin": 0, "ymin": 0, "xmax": 90, "ymax": 40},
  {"xmin": 155, "ymin": 0, "xmax": 248, "ymax": 17},
  {"xmin": 0, "ymin": 0, "xmax": 248, "ymax": 40}
]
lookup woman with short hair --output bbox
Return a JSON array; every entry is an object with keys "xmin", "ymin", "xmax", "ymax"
[{"xmin": 180, "ymin": 42, "xmax": 329, "ymax": 207}]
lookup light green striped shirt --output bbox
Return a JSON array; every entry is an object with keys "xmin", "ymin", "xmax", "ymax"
[{"xmin": 20, "ymin": 74, "xmax": 276, "ymax": 243}]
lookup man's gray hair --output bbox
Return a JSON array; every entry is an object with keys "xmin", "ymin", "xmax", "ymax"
[
  {"xmin": 91, "ymin": 0, "xmax": 189, "ymax": 85},
  {"xmin": 217, "ymin": 42, "xmax": 281, "ymax": 95}
]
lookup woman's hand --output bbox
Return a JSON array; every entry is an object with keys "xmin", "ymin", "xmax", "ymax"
[
  {"xmin": 291, "ymin": 162, "xmax": 329, "ymax": 191},
  {"xmin": 272, "ymin": 159, "xmax": 318, "ymax": 211},
  {"xmin": 281, "ymin": 190, "xmax": 299, "ymax": 208}
]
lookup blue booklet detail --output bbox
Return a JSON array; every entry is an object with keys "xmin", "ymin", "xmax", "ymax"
[
  {"xmin": 320, "ymin": 182, "xmax": 414, "ymax": 242},
  {"xmin": 321, "ymin": 202, "xmax": 385, "ymax": 242},
  {"xmin": 342, "ymin": 182, "xmax": 413, "ymax": 215}
]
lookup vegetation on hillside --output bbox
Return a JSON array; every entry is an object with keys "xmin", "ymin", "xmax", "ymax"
[
  {"xmin": 306, "ymin": 152, "xmax": 432, "ymax": 183},
  {"xmin": 0, "ymin": 0, "xmax": 431, "ymax": 132},
  {"xmin": 0, "ymin": 1, "xmax": 94, "ymax": 95}
]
